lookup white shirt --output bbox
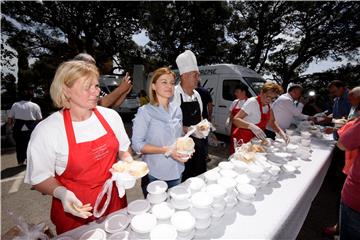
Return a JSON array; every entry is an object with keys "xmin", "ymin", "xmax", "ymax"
[
  {"xmin": 8, "ymin": 100, "xmax": 42, "ymax": 121},
  {"xmin": 271, "ymin": 93, "xmax": 308, "ymax": 130},
  {"xmin": 24, "ymin": 106, "xmax": 130, "ymax": 185},
  {"xmin": 172, "ymin": 84, "xmax": 203, "ymax": 115},
  {"xmin": 241, "ymin": 97, "xmax": 269, "ymax": 124},
  {"xmin": 229, "ymin": 99, "xmax": 247, "ymax": 112}
]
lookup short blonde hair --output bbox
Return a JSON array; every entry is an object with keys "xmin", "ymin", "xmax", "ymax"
[
  {"xmin": 261, "ymin": 82, "xmax": 284, "ymax": 95},
  {"xmin": 50, "ymin": 60, "xmax": 99, "ymax": 108},
  {"xmin": 148, "ymin": 67, "xmax": 176, "ymax": 105}
]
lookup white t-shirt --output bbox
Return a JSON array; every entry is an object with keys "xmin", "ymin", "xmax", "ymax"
[
  {"xmin": 241, "ymin": 97, "xmax": 269, "ymax": 124},
  {"xmin": 271, "ymin": 93, "xmax": 308, "ymax": 130},
  {"xmin": 229, "ymin": 99, "xmax": 247, "ymax": 112},
  {"xmin": 8, "ymin": 101, "xmax": 42, "ymax": 121},
  {"xmin": 172, "ymin": 84, "xmax": 203, "ymax": 115},
  {"xmin": 24, "ymin": 106, "xmax": 130, "ymax": 185}
]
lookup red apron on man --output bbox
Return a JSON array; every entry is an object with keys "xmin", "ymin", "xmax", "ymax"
[
  {"xmin": 231, "ymin": 96, "xmax": 270, "ymax": 153},
  {"xmin": 51, "ymin": 108, "xmax": 127, "ymax": 234}
]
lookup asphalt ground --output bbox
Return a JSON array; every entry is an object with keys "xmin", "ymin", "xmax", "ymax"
[{"xmin": 1, "ymin": 114, "xmax": 339, "ymax": 239}]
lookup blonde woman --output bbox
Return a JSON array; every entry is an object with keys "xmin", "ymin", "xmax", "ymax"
[
  {"xmin": 132, "ymin": 67, "xmax": 187, "ymax": 196},
  {"xmin": 24, "ymin": 60, "xmax": 131, "ymax": 234},
  {"xmin": 232, "ymin": 82, "xmax": 289, "ymax": 145}
]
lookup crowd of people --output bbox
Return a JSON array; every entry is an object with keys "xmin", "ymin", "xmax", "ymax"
[{"xmin": 6, "ymin": 50, "xmax": 359, "ymax": 239}]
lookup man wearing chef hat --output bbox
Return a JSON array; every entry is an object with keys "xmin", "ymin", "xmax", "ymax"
[{"xmin": 172, "ymin": 50, "xmax": 207, "ymax": 182}]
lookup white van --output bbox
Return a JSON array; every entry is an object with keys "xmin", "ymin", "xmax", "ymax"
[{"xmin": 174, "ymin": 64, "xmax": 265, "ymax": 136}]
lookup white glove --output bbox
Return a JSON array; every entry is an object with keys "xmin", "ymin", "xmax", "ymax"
[
  {"xmin": 53, "ymin": 186, "xmax": 92, "ymax": 219},
  {"xmin": 248, "ymin": 123, "xmax": 266, "ymax": 140},
  {"xmin": 278, "ymin": 130, "xmax": 290, "ymax": 145}
]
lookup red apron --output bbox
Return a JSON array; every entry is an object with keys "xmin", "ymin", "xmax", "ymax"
[
  {"xmin": 229, "ymin": 99, "xmax": 245, "ymax": 154},
  {"xmin": 51, "ymin": 108, "xmax": 127, "ymax": 234},
  {"xmin": 231, "ymin": 96, "xmax": 270, "ymax": 154}
]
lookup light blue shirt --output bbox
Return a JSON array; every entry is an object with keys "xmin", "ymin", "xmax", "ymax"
[{"xmin": 131, "ymin": 102, "xmax": 184, "ymax": 180}]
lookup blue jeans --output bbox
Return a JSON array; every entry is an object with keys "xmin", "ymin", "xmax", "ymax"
[
  {"xmin": 141, "ymin": 174, "xmax": 181, "ymax": 198},
  {"xmin": 340, "ymin": 202, "xmax": 360, "ymax": 240}
]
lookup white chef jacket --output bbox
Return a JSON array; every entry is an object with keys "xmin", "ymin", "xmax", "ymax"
[{"xmin": 270, "ymin": 93, "xmax": 308, "ymax": 130}]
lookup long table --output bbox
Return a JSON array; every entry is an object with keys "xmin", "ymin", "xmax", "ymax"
[{"xmin": 56, "ymin": 136, "xmax": 335, "ymax": 239}]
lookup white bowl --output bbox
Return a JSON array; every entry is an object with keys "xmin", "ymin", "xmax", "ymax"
[
  {"xmin": 127, "ymin": 199, "xmax": 150, "ymax": 216},
  {"xmin": 169, "ymin": 186, "xmax": 191, "ymax": 200},
  {"xmin": 206, "ymin": 184, "xmax": 227, "ymax": 200},
  {"xmin": 247, "ymin": 164, "xmax": 264, "ymax": 178},
  {"xmin": 231, "ymin": 159, "xmax": 249, "ymax": 173},
  {"xmin": 151, "ymin": 202, "xmax": 175, "ymax": 221},
  {"xmin": 204, "ymin": 170, "xmax": 221, "ymax": 184},
  {"xmin": 177, "ymin": 229, "xmax": 195, "ymax": 240},
  {"xmin": 150, "ymin": 224, "xmax": 177, "ymax": 240},
  {"xmin": 281, "ymin": 164, "xmax": 296, "ymax": 174},
  {"xmin": 268, "ymin": 165, "xmax": 281, "ymax": 176},
  {"xmin": 286, "ymin": 144, "xmax": 297, "ymax": 153},
  {"xmin": 219, "ymin": 169, "xmax": 238, "ymax": 178},
  {"xmin": 301, "ymin": 139, "xmax": 311, "ymax": 147},
  {"xmin": 191, "ymin": 192, "xmax": 213, "ymax": 209},
  {"xmin": 290, "ymin": 135, "xmax": 302, "ymax": 144},
  {"xmin": 147, "ymin": 192, "xmax": 167, "ymax": 204},
  {"xmin": 295, "ymin": 149, "xmax": 311, "ymax": 160},
  {"xmin": 225, "ymin": 195, "xmax": 237, "ymax": 208},
  {"xmin": 301, "ymin": 131, "xmax": 311, "ymax": 139},
  {"xmin": 131, "ymin": 213, "xmax": 157, "ymax": 234},
  {"xmin": 236, "ymin": 184, "xmax": 256, "ymax": 199},
  {"xmin": 170, "ymin": 198, "xmax": 191, "ymax": 210},
  {"xmin": 235, "ymin": 174, "xmax": 251, "ymax": 185},
  {"xmin": 104, "ymin": 213, "xmax": 130, "ymax": 233},
  {"xmin": 218, "ymin": 161, "xmax": 234, "ymax": 170},
  {"xmin": 189, "ymin": 206, "xmax": 212, "ymax": 219},
  {"xmin": 286, "ymin": 129, "xmax": 295, "ymax": 136},
  {"xmin": 195, "ymin": 217, "xmax": 212, "ymax": 229},
  {"xmin": 108, "ymin": 231, "xmax": 129, "ymax": 240},
  {"xmin": 171, "ymin": 211, "xmax": 196, "ymax": 233},
  {"xmin": 217, "ymin": 177, "xmax": 236, "ymax": 193},
  {"xmin": 185, "ymin": 177, "xmax": 205, "ymax": 193},
  {"xmin": 147, "ymin": 180, "xmax": 168, "ymax": 195},
  {"xmin": 79, "ymin": 228, "xmax": 106, "ymax": 240}
]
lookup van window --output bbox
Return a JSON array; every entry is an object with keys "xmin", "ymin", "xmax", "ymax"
[
  {"xmin": 223, "ymin": 80, "xmax": 241, "ymax": 101},
  {"xmin": 242, "ymin": 77, "xmax": 265, "ymax": 94}
]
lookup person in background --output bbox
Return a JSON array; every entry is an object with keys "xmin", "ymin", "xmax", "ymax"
[
  {"xmin": 196, "ymin": 82, "xmax": 213, "ymax": 161},
  {"xmin": 7, "ymin": 84, "xmax": 42, "ymax": 166},
  {"xmin": 232, "ymin": 82, "xmax": 289, "ymax": 145},
  {"xmin": 266, "ymin": 83, "xmax": 314, "ymax": 138},
  {"xmin": 337, "ymin": 106, "xmax": 360, "ymax": 240},
  {"xmin": 24, "ymin": 60, "xmax": 132, "ymax": 234},
  {"xmin": 74, "ymin": 53, "xmax": 133, "ymax": 108},
  {"xmin": 132, "ymin": 67, "xmax": 187, "ymax": 197},
  {"xmin": 228, "ymin": 83, "xmax": 249, "ymax": 154},
  {"xmin": 172, "ymin": 50, "xmax": 207, "ymax": 182},
  {"xmin": 137, "ymin": 89, "xmax": 150, "ymax": 106}
]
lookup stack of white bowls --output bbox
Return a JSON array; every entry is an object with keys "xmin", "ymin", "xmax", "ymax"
[
  {"xmin": 231, "ymin": 159, "xmax": 249, "ymax": 174},
  {"xmin": 247, "ymin": 164, "xmax": 265, "ymax": 189},
  {"xmin": 236, "ymin": 183, "xmax": 257, "ymax": 205},
  {"xmin": 206, "ymin": 184, "xmax": 227, "ymax": 224},
  {"xmin": 130, "ymin": 213, "xmax": 157, "ymax": 239},
  {"xmin": 185, "ymin": 177, "xmax": 206, "ymax": 195},
  {"xmin": 204, "ymin": 169, "xmax": 221, "ymax": 184},
  {"xmin": 127, "ymin": 199, "xmax": 151, "ymax": 217},
  {"xmin": 168, "ymin": 186, "xmax": 191, "ymax": 210},
  {"xmin": 151, "ymin": 202, "xmax": 175, "ymax": 224},
  {"xmin": 150, "ymin": 224, "xmax": 177, "ymax": 240},
  {"xmin": 171, "ymin": 211, "xmax": 196, "ymax": 240},
  {"xmin": 190, "ymin": 192, "xmax": 213, "ymax": 232},
  {"xmin": 217, "ymin": 177, "xmax": 238, "ymax": 210},
  {"xmin": 218, "ymin": 161, "xmax": 235, "ymax": 171},
  {"xmin": 146, "ymin": 180, "xmax": 168, "ymax": 205}
]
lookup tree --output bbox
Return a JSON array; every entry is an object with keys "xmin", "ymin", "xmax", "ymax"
[
  {"xmin": 141, "ymin": 1, "xmax": 232, "ymax": 69},
  {"xmin": 266, "ymin": 1, "xmax": 360, "ymax": 88}
]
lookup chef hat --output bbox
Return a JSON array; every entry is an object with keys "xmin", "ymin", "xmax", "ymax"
[
  {"xmin": 287, "ymin": 83, "xmax": 303, "ymax": 92},
  {"xmin": 176, "ymin": 50, "xmax": 199, "ymax": 75}
]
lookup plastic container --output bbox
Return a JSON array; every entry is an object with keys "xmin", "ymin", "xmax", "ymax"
[
  {"xmin": 127, "ymin": 199, "xmax": 150, "ymax": 216},
  {"xmin": 168, "ymin": 186, "xmax": 191, "ymax": 200},
  {"xmin": 131, "ymin": 213, "xmax": 157, "ymax": 234},
  {"xmin": 147, "ymin": 192, "xmax": 167, "ymax": 205},
  {"xmin": 108, "ymin": 231, "xmax": 129, "ymax": 240},
  {"xmin": 150, "ymin": 224, "xmax": 177, "ymax": 240},
  {"xmin": 171, "ymin": 211, "xmax": 196, "ymax": 234},
  {"xmin": 151, "ymin": 202, "xmax": 175, "ymax": 221},
  {"xmin": 204, "ymin": 170, "xmax": 221, "ymax": 184},
  {"xmin": 191, "ymin": 192, "xmax": 214, "ymax": 209},
  {"xmin": 104, "ymin": 212, "xmax": 130, "ymax": 234},
  {"xmin": 147, "ymin": 180, "xmax": 168, "ymax": 195},
  {"xmin": 185, "ymin": 177, "xmax": 205, "ymax": 194},
  {"xmin": 217, "ymin": 177, "xmax": 236, "ymax": 194},
  {"xmin": 236, "ymin": 184, "xmax": 256, "ymax": 200},
  {"xmin": 79, "ymin": 228, "xmax": 106, "ymax": 240},
  {"xmin": 235, "ymin": 174, "xmax": 251, "ymax": 185},
  {"xmin": 206, "ymin": 184, "xmax": 226, "ymax": 201},
  {"xmin": 219, "ymin": 169, "xmax": 238, "ymax": 179},
  {"xmin": 218, "ymin": 161, "xmax": 234, "ymax": 170}
]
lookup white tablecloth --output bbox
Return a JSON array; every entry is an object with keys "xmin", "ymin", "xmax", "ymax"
[{"xmin": 55, "ymin": 136, "xmax": 335, "ymax": 240}]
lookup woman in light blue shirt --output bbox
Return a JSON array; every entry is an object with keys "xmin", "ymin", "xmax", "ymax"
[{"xmin": 132, "ymin": 67, "xmax": 187, "ymax": 196}]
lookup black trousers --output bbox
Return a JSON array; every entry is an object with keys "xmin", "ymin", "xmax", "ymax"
[
  {"xmin": 181, "ymin": 137, "xmax": 207, "ymax": 182},
  {"xmin": 13, "ymin": 130, "xmax": 31, "ymax": 164},
  {"xmin": 265, "ymin": 129, "xmax": 276, "ymax": 140}
]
